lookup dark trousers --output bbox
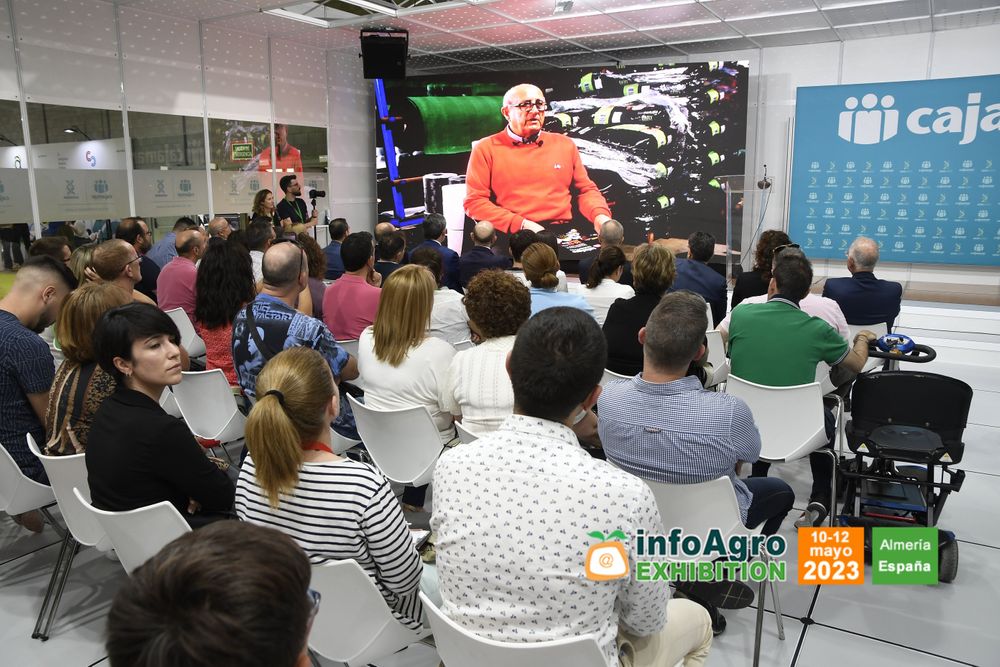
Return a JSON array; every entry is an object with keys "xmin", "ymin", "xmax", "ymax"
[
  {"xmin": 1, "ymin": 239, "xmax": 24, "ymax": 268},
  {"xmin": 402, "ymin": 484, "xmax": 427, "ymax": 508},
  {"xmin": 743, "ymin": 476, "xmax": 795, "ymax": 535},
  {"xmin": 750, "ymin": 407, "xmax": 836, "ymax": 509}
]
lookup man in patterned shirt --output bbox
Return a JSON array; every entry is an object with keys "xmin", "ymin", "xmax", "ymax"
[
  {"xmin": 232, "ymin": 241, "xmax": 358, "ymax": 436},
  {"xmin": 432, "ymin": 307, "xmax": 713, "ymax": 667}
]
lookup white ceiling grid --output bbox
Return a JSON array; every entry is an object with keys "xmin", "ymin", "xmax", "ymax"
[{"xmin": 103, "ymin": 0, "xmax": 1000, "ymax": 75}]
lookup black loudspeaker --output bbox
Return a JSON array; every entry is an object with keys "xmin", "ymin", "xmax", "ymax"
[{"xmin": 360, "ymin": 29, "xmax": 408, "ymax": 80}]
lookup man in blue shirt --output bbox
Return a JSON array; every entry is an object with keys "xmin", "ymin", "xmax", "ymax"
[
  {"xmin": 413, "ymin": 213, "xmax": 461, "ymax": 292},
  {"xmin": 671, "ymin": 231, "xmax": 726, "ymax": 327},
  {"xmin": 821, "ymin": 236, "xmax": 902, "ymax": 331},
  {"xmin": 322, "ymin": 218, "xmax": 349, "ymax": 280},
  {"xmin": 146, "ymin": 217, "xmax": 200, "ymax": 269}
]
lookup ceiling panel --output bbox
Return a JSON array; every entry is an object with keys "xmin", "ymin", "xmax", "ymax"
[
  {"xmin": 933, "ymin": 0, "xmax": 1000, "ymax": 13},
  {"xmin": 578, "ymin": 0, "xmax": 698, "ymax": 11},
  {"xmin": 933, "ymin": 7, "xmax": 1000, "ymax": 27},
  {"xmin": 478, "ymin": 58, "xmax": 554, "ymax": 70},
  {"xmin": 443, "ymin": 45, "xmax": 523, "ymax": 62},
  {"xmin": 729, "ymin": 10, "xmax": 831, "ymax": 35},
  {"xmin": 751, "ymin": 27, "xmax": 841, "ymax": 46},
  {"xmin": 645, "ymin": 21, "xmax": 740, "ymax": 42},
  {"xmin": 457, "ymin": 23, "xmax": 556, "ymax": 44},
  {"xmin": 410, "ymin": 64, "xmax": 491, "ymax": 75},
  {"xmin": 409, "ymin": 30, "xmax": 483, "ymax": 51},
  {"xmin": 325, "ymin": 27, "xmax": 360, "ymax": 50},
  {"xmin": 570, "ymin": 30, "xmax": 661, "ymax": 49},
  {"xmin": 605, "ymin": 44, "xmax": 685, "ymax": 61},
  {"xmin": 541, "ymin": 52, "xmax": 618, "ymax": 67},
  {"xmin": 610, "ymin": 4, "xmax": 718, "ymax": 27},
  {"xmin": 408, "ymin": 5, "xmax": 507, "ymax": 31},
  {"xmin": 504, "ymin": 39, "xmax": 590, "ymax": 56},
  {"xmin": 487, "ymin": 0, "xmax": 589, "ymax": 21},
  {"xmin": 702, "ymin": 0, "xmax": 820, "ymax": 19},
  {"xmin": 407, "ymin": 52, "xmax": 466, "ymax": 69},
  {"xmin": 212, "ymin": 11, "xmax": 298, "ymax": 35},
  {"xmin": 825, "ymin": 0, "xmax": 930, "ymax": 26},
  {"xmin": 124, "ymin": 0, "xmax": 243, "ymax": 20},
  {"xmin": 836, "ymin": 16, "xmax": 932, "ymax": 38},
  {"xmin": 528, "ymin": 13, "xmax": 631, "ymax": 35},
  {"xmin": 671, "ymin": 36, "xmax": 761, "ymax": 52}
]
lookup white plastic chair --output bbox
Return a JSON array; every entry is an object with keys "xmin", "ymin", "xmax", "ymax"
[
  {"xmin": 0, "ymin": 441, "xmax": 55, "ymax": 518},
  {"xmin": 346, "ymin": 395, "xmax": 444, "ymax": 487},
  {"xmin": 453, "ymin": 339, "xmax": 475, "ymax": 351},
  {"xmin": 645, "ymin": 477, "xmax": 784, "ymax": 666},
  {"xmin": 420, "ymin": 593, "xmax": 606, "ymax": 667},
  {"xmin": 159, "ymin": 386, "xmax": 182, "ymax": 418},
  {"xmin": 72, "ymin": 487, "xmax": 191, "ymax": 574},
  {"xmin": 26, "ymin": 434, "xmax": 110, "ymax": 640},
  {"xmin": 164, "ymin": 307, "xmax": 206, "ymax": 358},
  {"xmin": 336, "ymin": 338, "xmax": 360, "ymax": 358},
  {"xmin": 455, "ymin": 421, "xmax": 479, "ymax": 444},
  {"xmin": 600, "ymin": 368, "xmax": 631, "ymax": 386},
  {"xmin": 308, "ymin": 560, "xmax": 429, "ymax": 666},
  {"xmin": 705, "ymin": 300, "xmax": 714, "ymax": 332},
  {"xmin": 848, "ymin": 322, "xmax": 888, "ymax": 373},
  {"xmin": 724, "ymin": 375, "xmax": 837, "ymax": 525},
  {"xmin": 704, "ymin": 329, "xmax": 729, "ymax": 387},
  {"xmin": 172, "ymin": 370, "xmax": 246, "ymax": 455}
]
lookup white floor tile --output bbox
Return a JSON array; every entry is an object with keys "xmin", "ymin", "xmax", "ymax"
[
  {"xmin": 742, "ymin": 521, "xmax": 819, "ymax": 620},
  {"xmin": 967, "ymin": 389, "xmax": 1000, "ymax": 428},
  {"xmin": 811, "ymin": 541, "xmax": 1000, "ymax": 667},
  {"xmin": 937, "ymin": 471, "xmax": 1000, "ymax": 549},
  {"xmin": 705, "ymin": 608, "xmax": 798, "ymax": 667},
  {"xmin": 921, "ymin": 361, "xmax": 1000, "ymax": 394},
  {"xmin": 0, "ymin": 513, "xmax": 62, "ymax": 567},
  {"xmin": 797, "ymin": 625, "xmax": 968, "ymax": 666},
  {"xmin": 958, "ymin": 423, "xmax": 1000, "ymax": 477}
]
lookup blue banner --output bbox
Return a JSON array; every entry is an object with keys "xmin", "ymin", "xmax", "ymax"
[{"xmin": 789, "ymin": 75, "xmax": 999, "ymax": 266}]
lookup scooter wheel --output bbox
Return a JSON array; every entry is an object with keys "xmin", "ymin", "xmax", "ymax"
[{"xmin": 939, "ymin": 540, "xmax": 959, "ymax": 583}]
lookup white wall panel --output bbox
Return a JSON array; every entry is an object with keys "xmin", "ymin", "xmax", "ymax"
[
  {"xmin": 120, "ymin": 7, "xmax": 203, "ymax": 116},
  {"xmin": 841, "ymin": 33, "xmax": 932, "ymax": 83},
  {"xmin": 327, "ymin": 50, "xmax": 375, "ymax": 232},
  {"xmin": 271, "ymin": 39, "xmax": 327, "ymax": 127},
  {"xmin": 929, "ymin": 23, "xmax": 1000, "ymax": 78},
  {"xmin": 202, "ymin": 25, "xmax": 270, "ymax": 121},
  {"xmin": 0, "ymin": 5, "xmax": 17, "ymax": 100}
]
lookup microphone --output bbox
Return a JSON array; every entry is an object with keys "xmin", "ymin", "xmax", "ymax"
[{"xmin": 757, "ymin": 164, "xmax": 772, "ymax": 189}]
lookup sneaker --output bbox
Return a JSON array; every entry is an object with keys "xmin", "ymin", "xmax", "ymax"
[
  {"xmin": 794, "ymin": 501, "xmax": 829, "ymax": 528},
  {"xmin": 710, "ymin": 607, "xmax": 727, "ymax": 636},
  {"xmin": 674, "ymin": 579, "xmax": 755, "ymax": 610}
]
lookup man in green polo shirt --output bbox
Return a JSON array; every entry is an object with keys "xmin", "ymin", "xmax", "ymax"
[{"xmin": 728, "ymin": 247, "xmax": 877, "ymax": 526}]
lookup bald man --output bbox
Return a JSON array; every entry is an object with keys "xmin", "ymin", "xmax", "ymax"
[
  {"xmin": 464, "ymin": 83, "xmax": 611, "ymax": 236},
  {"xmin": 157, "ymin": 229, "xmax": 206, "ymax": 321},
  {"xmin": 458, "ymin": 220, "xmax": 512, "ymax": 288},
  {"xmin": 822, "ymin": 236, "xmax": 903, "ymax": 330},
  {"xmin": 92, "ymin": 239, "xmax": 155, "ymax": 305},
  {"xmin": 207, "ymin": 217, "xmax": 231, "ymax": 240}
]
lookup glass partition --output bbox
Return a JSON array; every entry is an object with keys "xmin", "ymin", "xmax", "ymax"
[
  {"xmin": 208, "ymin": 117, "xmax": 269, "ymax": 217},
  {"xmin": 275, "ymin": 123, "xmax": 328, "ymax": 223},
  {"xmin": 0, "ymin": 100, "xmax": 31, "ymax": 268}
]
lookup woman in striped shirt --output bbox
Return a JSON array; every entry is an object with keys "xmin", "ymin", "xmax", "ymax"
[{"xmin": 235, "ymin": 347, "xmax": 426, "ymax": 629}]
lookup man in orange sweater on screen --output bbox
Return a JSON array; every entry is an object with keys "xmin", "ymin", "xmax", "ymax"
[{"xmin": 464, "ymin": 83, "xmax": 612, "ymax": 235}]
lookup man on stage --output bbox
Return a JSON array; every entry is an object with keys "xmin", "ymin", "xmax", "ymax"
[{"xmin": 464, "ymin": 83, "xmax": 612, "ymax": 235}]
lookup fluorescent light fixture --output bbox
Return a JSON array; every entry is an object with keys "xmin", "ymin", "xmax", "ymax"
[
  {"xmin": 264, "ymin": 8, "xmax": 331, "ymax": 28},
  {"xmin": 338, "ymin": 0, "xmax": 399, "ymax": 17},
  {"xmin": 834, "ymin": 14, "xmax": 930, "ymax": 28}
]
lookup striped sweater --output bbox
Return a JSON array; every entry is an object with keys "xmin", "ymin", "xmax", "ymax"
[{"xmin": 235, "ymin": 456, "xmax": 424, "ymax": 629}]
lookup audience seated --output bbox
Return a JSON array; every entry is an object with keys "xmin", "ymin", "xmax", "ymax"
[
  {"xmin": 459, "ymin": 221, "xmax": 512, "ymax": 288},
  {"xmin": 374, "ymin": 230, "xmax": 406, "ymax": 283},
  {"xmin": 822, "ymin": 236, "xmax": 903, "ymax": 331},
  {"xmin": 410, "ymin": 246, "xmax": 469, "ymax": 345},
  {"xmin": 599, "ymin": 291, "xmax": 793, "ymax": 633},
  {"xmin": 146, "ymin": 217, "xmax": 199, "ymax": 269},
  {"xmin": 207, "ymin": 216, "xmax": 232, "ymax": 241},
  {"xmin": 236, "ymin": 347, "xmax": 428, "ymax": 630},
  {"xmin": 232, "ymin": 241, "xmax": 358, "ymax": 435},
  {"xmin": 323, "ymin": 231, "xmax": 381, "ymax": 340},
  {"xmin": 0, "ymin": 257, "xmax": 77, "ymax": 492},
  {"xmin": 156, "ymin": 228, "xmax": 207, "ymax": 321},
  {"xmin": 441, "ymin": 270, "xmax": 529, "ymax": 434},
  {"xmin": 92, "ymin": 239, "xmax": 156, "ymax": 306},
  {"xmin": 671, "ymin": 231, "xmax": 726, "ymax": 327},
  {"xmin": 728, "ymin": 248, "xmax": 876, "ymax": 527},
  {"xmin": 719, "ymin": 286, "xmax": 849, "ymax": 342},
  {"xmin": 358, "ymin": 264, "xmax": 456, "ymax": 510},
  {"xmin": 323, "ymin": 217, "xmax": 349, "ymax": 280},
  {"xmin": 579, "ymin": 245, "xmax": 635, "ymax": 325},
  {"xmin": 68, "ymin": 243, "xmax": 97, "ymax": 286},
  {"xmin": 297, "ymin": 232, "xmax": 327, "ymax": 321},
  {"xmin": 522, "ymin": 242, "xmax": 593, "ymax": 317},
  {"xmin": 44, "ymin": 283, "xmax": 130, "ymax": 456},
  {"xmin": 431, "ymin": 307, "xmax": 712, "ymax": 667},
  {"xmin": 578, "ymin": 219, "xmax": 633, "ymax": 287},
  {"xmin": 505, "ymin": 228, "xmax": 536, "ymax": 287},
  {"xmin": 87, "ymin": 303, "xmax": 235, "ymax": 527},
  {"xmin": 731, "ymin": 230, "xmax": 789, "ymax": 310},
  {"xmin": 29, "ymin": 236, "xmax": 73, "ymax": 268},
  {"xmin": 115, "ymin": 217, "xmax": 159, "ymax": 302},
  {"xmin": 534, "ymin": 230, "xmax": 570, "ymax": 291},
  {"xmin": 413, "ymin": 213, "xmax": 461, "ymax": 292},
  {"xmin": 194, "ymin": 240, "xmax": 255, "ymax": 387},
  {"xmin": 603, "ymin": 243, "xmax": 675, "ymax": 376},
  {"xmin": 106, "ymin": 521, "xmax": 315, "ymax": 667},
  {"xmin": 246, "ymin": 220, "xmax": 275, "ymax": 284}
]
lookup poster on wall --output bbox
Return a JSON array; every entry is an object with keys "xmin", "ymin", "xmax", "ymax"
[
  {"xmin": 374, "ymin": 63, "xmax": 748, "ymax": 256},
  {"xmin": 789, "ymin": 74, "xmax": 1000, "ymax": 266}
]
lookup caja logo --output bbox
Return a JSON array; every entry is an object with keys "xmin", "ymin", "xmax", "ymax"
[{"xmin": 838, "ymin": 91, "xmax": 999, "ymax": 145}]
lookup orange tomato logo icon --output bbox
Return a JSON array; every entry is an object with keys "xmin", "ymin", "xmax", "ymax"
[{"xmin": 585, "ymin": 530, "xmax": 629, "ymax": 581}]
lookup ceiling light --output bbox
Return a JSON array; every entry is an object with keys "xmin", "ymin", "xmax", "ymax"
[
  {"xmin": 264, "ymin": 8, "xmax": 332, "ymax": 28},
  {"xmin": 338, "ymin": 0, "xmax": 399, "ymax": 17},
  {"xmin": 64, "ymin": 126, "xmax": 93, "ymax": 140}
]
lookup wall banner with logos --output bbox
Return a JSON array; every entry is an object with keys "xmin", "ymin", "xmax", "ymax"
[{"xmin": 789, "ymin": 74, "xmax": 999, "ymax": 266}]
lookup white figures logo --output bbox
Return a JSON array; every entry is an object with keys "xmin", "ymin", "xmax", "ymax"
[{"xmin": 839, "ymin": 94, "xmax": 898, "ymax": 144}]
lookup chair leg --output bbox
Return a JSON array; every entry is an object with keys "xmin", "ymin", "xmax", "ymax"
[
  {"xmin": 32, "ymin": 531, "xmax": 77, "ymax": 641},
  {"xmin": 826, "ymin": 448, "xmax": 839, "ymax": 527},
  {"xmin": 752, "ymin": 577, "xmax": 766, "ymax": 667},
  {"xmin": 38, "ymin": 506, "xmax": 67, "ymax": 540},
  {"xmin": 763, "ymin": 553, "xmax": 785, "ymax": 640}
]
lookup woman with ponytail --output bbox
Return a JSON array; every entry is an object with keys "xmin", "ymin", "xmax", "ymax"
[
  {"xmin": 235, "ymin": 346, "xmax": 427, "ymax": 630},
  {"xmin": 521, "ymin": 242, "xmax": 594, "ymax": 318},
  {"xmin": 580, "ymin": 245, "xmax": 635, "ymax": 325}
]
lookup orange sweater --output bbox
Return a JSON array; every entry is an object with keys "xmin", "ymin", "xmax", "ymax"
[{"xmin": 464, "ymin": 129, "xmax": 611, "ymax": 234}]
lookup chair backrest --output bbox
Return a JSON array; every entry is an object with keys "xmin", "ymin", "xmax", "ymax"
[
  {"xmin": 705, "ymin": 301, "xmax": 714, "ymax": 332},
  {"xmin": 644, "ymin": 477, "xmax": 749, "ymax": 548},
  {"xmin": 850, "ymin": 371, "xmax": 973, "ymax": 445},
  {"xmin": 725, "ymin": 375, "xmax": 827, "ymax": 462},
  {"xmin": 346, "ymin": 395, "xmax": 443, "ymax": 486},
  {"xmin": 848, "ymin": 321, "xmax": 889, "ymax": 339},
  {"xmin": 704, "ymin": 330, "xmax": 729, "ymax": 386},
  {"xmin": 420, "ymin": 593, "xmax": 606, "ymax": 667},
  {"xmin": 453, "ymin": 339, "xmax": 475, "ymax": 351},
  {"xmin": 159, "ymin": 386, "xmax": 182, "ymax": 418},
  {"xmin": 309, "ymin": 560, "xmax": 425, "ymax": 666},
  {"xmin": 26, "ymin": 434, "xmax": 106, "ymax": 547},
  {"xmin": 455, "ymin": 421, "xmax": 479, "ymax": 444},
  {"xmin": 600, "ymin": 368, "xmax": 631, "ymax": 386},
  {"xmin": 0, "ymin": 440, "xmax": 54, "ymax": 516},
  {"xmin": 164, "ymin": 307, "xmax": 206, "ymax": 357},
  {"xmin": 336, "ymin": 339, "xmax": 360, "ymax": 358},
  {"xmin": 173, "ymin": 370, "xmax": 246, "ymax": 442},
  {"xmin": 72, "ymin": 487, "xmax": 191, "ymax": 574}
]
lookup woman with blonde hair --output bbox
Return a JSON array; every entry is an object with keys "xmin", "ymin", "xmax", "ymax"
[
  {"xmin": 358, "ymin": 264, "xmax": 456, "ymax": 510},
  {"xmin": 236, "ymin": 347, "xmax": 427, "ymax": 629},
  {"xmin": 45, "ymin": 282, "xmax": 131, "ymax": 455},
  {"xmin": 521, "ymin": 242, "xmax": 594, "ymax": 317}
]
